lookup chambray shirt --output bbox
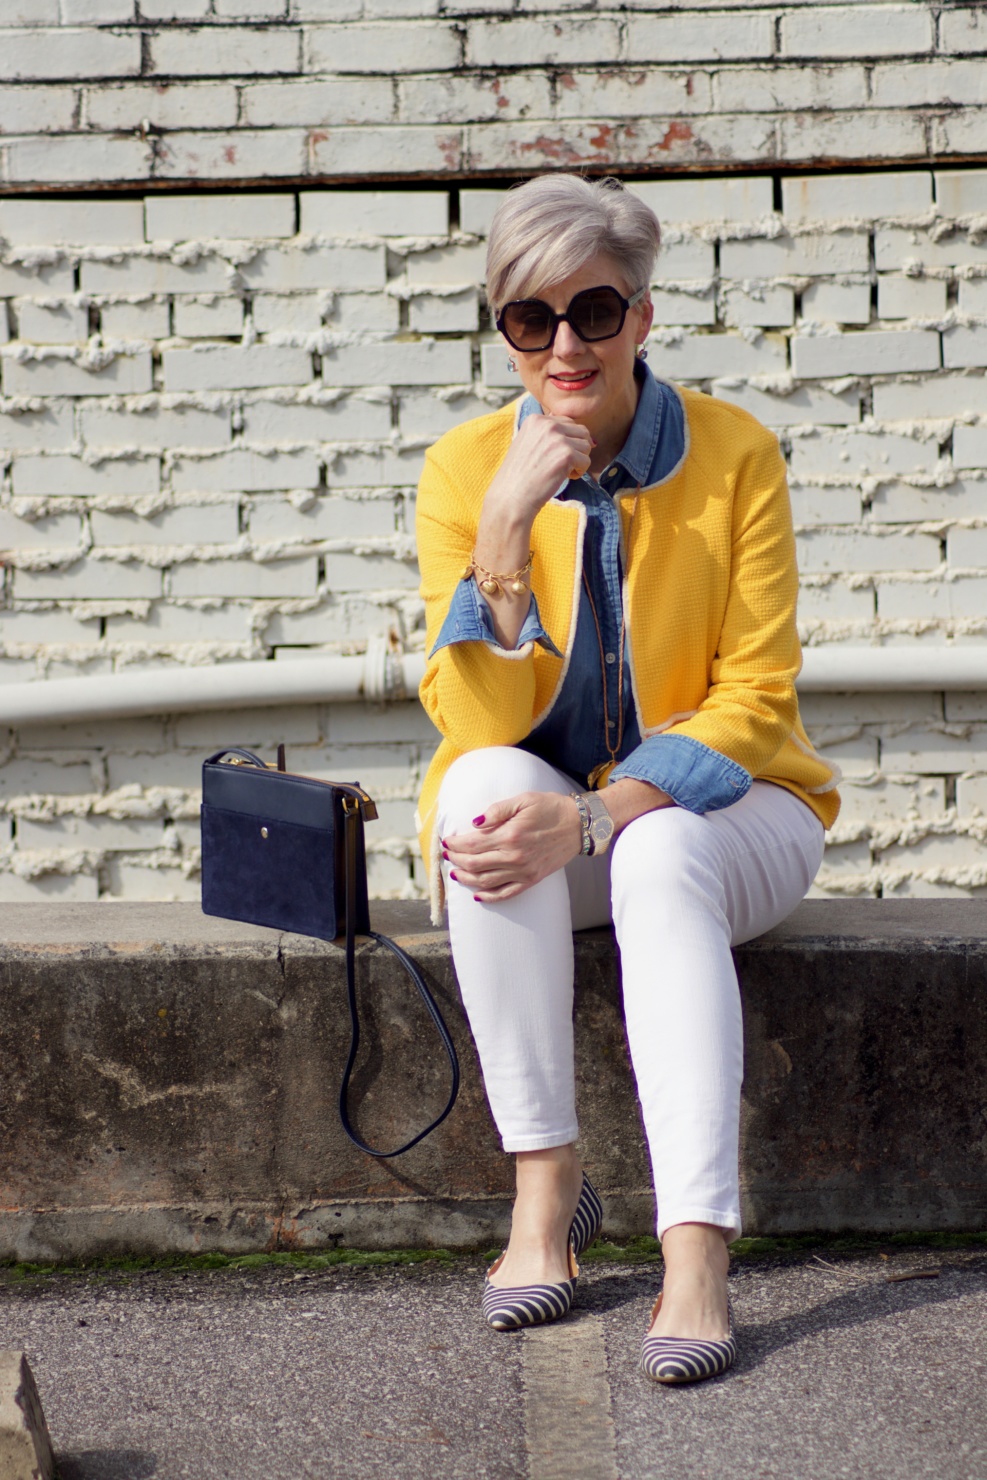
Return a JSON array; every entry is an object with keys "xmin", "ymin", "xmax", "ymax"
[{"xmin": 429, "ymin": 366, "xmax": 752, "ymax": 813}]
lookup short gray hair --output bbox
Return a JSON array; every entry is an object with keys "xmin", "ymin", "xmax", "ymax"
[{"xmin": 485, "ymin": 174, "xmax": 661, "ymax": 315}]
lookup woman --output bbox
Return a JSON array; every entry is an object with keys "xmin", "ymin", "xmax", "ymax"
[{"xmin": 414, "ymin": 174, "xmax": 839, "ymax": 1384}]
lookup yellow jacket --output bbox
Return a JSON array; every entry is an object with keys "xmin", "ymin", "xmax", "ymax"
[{"xmin": 415, "ymin": 384, "xmax": 840, "ymax": 919}]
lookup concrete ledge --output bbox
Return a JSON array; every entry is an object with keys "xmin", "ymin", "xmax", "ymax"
[{"xmin": 1, "ymin": 901, "xmax": 985, "ymax": 1260}]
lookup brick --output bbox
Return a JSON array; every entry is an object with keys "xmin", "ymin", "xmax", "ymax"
[
  {"xmin": 105, "ymin": 603, "xmax": 250, "ymax": 644},
  {"xmin": 249, "ymin": 493, "xmax": 395, "ymax": 540},
  {"xmin": 1, "ymin": 609, "xmax": 99, "ymax": 643},
  {"xmin": 98, "ymin": 300, "xmax": 171, "ymax": 339},
  {"xmin": 875, "ymin": 227, "xmax": 987, "ymax": 270},
  {"xmin": 935, "ymin": 169, "xmax": 987, "ymax": 216},
  {"xmin": 647, "ymin": 330, "xmax": 786, "ymax": 380},
  {"xmin": 171, "ymin": 448, "xmax": 320, "ymax": 492},
  {"xmin": 307, "ymin": 125, "xmax": 463, "ymax": 177},
  {"xmin": 327, "ymin": 698, "xmax": 436, "ymax": 742},
  {"xmin": 16, "ymin": 300, "xmax": 90, "ymax": 343},
  {"xmin": 293, "ymin": 741, "xmax": 417, "ymax": 793},
  {"xmin": 781, "ymin": 5, "xmax": 932, "ymax": 58},
  {"xmin": 154, "ymin": 129, "xmax": 307, "ymax": 180},
  {"xmin": 139, "ymin": 0, "xmax": 211, "ymax": 14},
  {"xmin": 790, "ymin": 486, "xmax": 861, "ymax": 524},
  {"xmin": 480, "ymin": 344, "xmax": 520, "ymax": 389},
  {"xmin": 872, "ymin": 60, "xmax": 987, "ymax": 108},
  {"xmin": 712, "ymin": 383, "xmax": 861, "ymax": 426},
  {"xmin": 61, "ymin": 0, "xmax": 133, "ymax": 16},
  {"xmin": 213, "ymin": 0, "xmax": 289, "ymax": 12},
  {"xmin": 243, "ymin": 77, "xmax": 393, "ymax": 127},
  {"xmin": 0, "ymin": 2, "xmax": 59, "ymax": 20},
  {"xmin": 399, "ymin": 71, "xmax": 552, "ymax": 125},
  {"xmin": 321, "ymin": 339, "xmax": 471, "ymax": 386},
  {"xmin": 800, "ymin": 279, "xmax": 873, "ymax": 326},
  {"xmin": 12, "ymin": 455, "xmax": 159, "ymax": 497},
  {"xmin": 0, "ymin": 757, "xmax": 94, "ymax": 797},
  {"xmin": 172, "ymin": 297, "xmax": 245, "ymax": 338},
  {"xmin": 305, "ymin": 22, "xmax": 461, "ymax": 73},
  {"xmin": 947, "ymin": 692, "xmax": 987, "ymax": 723},
  {"xmin": 18, "ymin": 815, "xmax": 163, "ymax": 851},
  {"xmin": 262, "ymin": 597, "xmax": 402, "ymax": 645},
  {"xmin": 468, "ymin": 17, "xmax": 619, "ymax": 67},
  {"xmin": 162, "ymin": 344, "xmax": 313, "ymax": 391},
  {"xmin": 145, "ymin": 193, "xmax": 295, "ymax": 243},
  {"xmin": 0, "ymin": 262, "xmax": 74, "ymax": 295},
  {"xmin": 625, "ymin": 11, "xmax": 773, "ymax": 62},
  {"xmin": 90, "ymin": 505, "xmax": 240, "ymax": 546},
  {"xmin": 871, "ymin": 479, "xmax": 987, "ymax": 522},
  {"xmin": 173, "ymin": 701, "xmax": 321, "ymax": 748},
  {"xmin": 404, "ymin": 243, "xmax": 486, "ymax": 286},
  {"xmin": 958, "ymin": 279, "xmax": 987, "ymax": 315},
  {"xmin": 0, "ymin": 196, "xmax": 143, "ymax": 246},
  {"xmin": 408, "ymin": 291, "xmax": 479, "ymax": 334},
  {"xmin": 948, "ymin": 525, "xmax": 987, "ymax": 567},
  {"xmin": 14, "ymin": 559, "xmax": 163, "ymax": 599},
  {"xmin": 783, "ymin": 170, "xmax": 932, "ymax": 223},
  {"xmin": 713, "ymin": 63, "xmax": 868, "ymax": 113},
  {"xmin": 321, "ymin": 294, "xmax": 401, "ymax": 333},
  {"xmin": 0, "ymin": 873, "xmax": 99, "ymax": 902},
  {"xmin": 239, "ymin": 243, "xmax": 385, "ymax": 292},
  {"xmin": 801, "ymin": 691, "xmax": 941, "ymax": 728},
  {"xmin": 953, "ymin": 426, "xmax": 987, "ymax": 469},
  {"xmin": 324, "ymin": 551, "xmax": 418, "ymax": 590},
  {"xmin": 814, "ymin": 735, "xmax": 879, "ymax": 778},
  {"xmin": 169, "ymin": 557, "xmax": 318, "ymax": 597},
  {"xmin": 240, "ymin": 396, "xmax": 391, "ymax": 442},
  {"xmin": 796, "ymin": 583, "xmax": 874, "ymax": 621},
  {"xmin": 15, "ymin": 715, "xmax": 164, "ymax": 750},
  {"xmin": 3, "ymin": 354, "xmax": 153, "ymax": 409},
  {"xmin": 790, "ymin": 428, "xmax": 937, "ymax": 479},
  {"xmin": 399, "ymin": 388, "xmax": 503, "ymax": 440},
  {"xmin": 795, "ymin": 530, "xmax": 940, "ymax": 572},
  {"xmin": 943, "ymin": 329, "xmax": 987, "ymax": 371},
  {"xmin": 0, "ymin": 404, "xmax": 74, "ymax": 452},
  {"xmin": 324, "ymin": 446, "xmax": 423, "ymax": 487},
  {"xmin": 103, "ymin": 861, "xmax": 200, "ymax": 902},
  {"xmin": 721, "ymin": 284, "xmax": 794, "ymax": 328},
  {"xmin": 791, "ymin": 330, "xmax": 940, "ymax": 378},
  {"xmin": 958, "ymin": 775, "xmax": 987, "ymax": 816},
  {"xmin": 877, "ymin": 575, "xmax": 987, "ymax": 619},
  {"xmin": 782, "ymin": 108, "xmax": 927, "ymax": 162},
  {"xmin": 0, "ymin": 26, "xmax": 140, "ymax": 80},
  {"xmin": 721, "ymin": 233, "xmax": 869, "ymax": 277},
  {"xmin": 86, "ymin": 80, "xmax": 237, "ymax": 131},
  {"xmin": 872, "ymin": 375, "xmax": 987, "ymax": 421},
  {"xmin": 654, "ymin": 238, "xmax": 716, "ymax": 280},
  {"xmin": 0, "ymin": 301, "xmax": 9, "ymax": 343},
  {"xmin": 9, "ymin": 138, "xmax": 154, "ymax": 190},
  {"xmin": 0, "ymin": 83, "xmax": 77, "ymax": 133},
  {"xmin": 941, "ymin": 5, "xmax": 987, "ymax": 54},
  {"xmin": 877, "ymin": 275, "xmax": 947, "ymax": 319},
  {"xmin": 0, "ymin": 510, "xmax": 83, "ymax": 548},
  {"xmin": 291, "ymin": 0, "xmax": 361, "ymax": 13},
  {"xmin": 633, "ymin": 174, "xmax": 773, "ymax": 223},
  {"xmin": 81, "ymin": 255, "xmax": 231, "ymax": 295},
  {"xmin": 648, "ymin": 288, "xmax": 716, "ymax": 327},
  {"xmin": 81, "ymin": 405, "xmax": 232, "ymax": 450},
  {"xmin": 149, "ymin": 26, "xmax": 300, "ymax": 76},
  {"xmin": 554, "ymin": 68, "xmax": 712, "ymax": 121},
  {"xmin": 883, "ymin": 727, "xmax": 987, "ymax": 773},
  {"xmin": 459, "ymin": 189, "xmax": 503, "ymax": 236}
]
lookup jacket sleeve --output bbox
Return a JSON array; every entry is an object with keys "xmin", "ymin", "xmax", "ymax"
[
  {"xmin": 648, "ymin": 429, "xmax": 801, "ymax": 782},
  {"xmin": 417, "ymin": 442, "xmax": 542, "ymax": 751}
]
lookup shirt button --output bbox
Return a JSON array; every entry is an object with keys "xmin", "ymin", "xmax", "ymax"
[
  {"xmin": 605, "ymin": 652, "xmax": 616, "ymax": 664},
  {"xmin": 607, "ymin": 718, "xmax": 616, "ymax": 728}
]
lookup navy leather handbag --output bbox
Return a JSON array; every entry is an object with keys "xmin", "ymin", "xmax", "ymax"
[{"xmin": 201, "ymin": 745, "xmax": 459, "ymax": 1157}]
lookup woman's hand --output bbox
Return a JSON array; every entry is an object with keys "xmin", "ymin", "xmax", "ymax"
[
  {"xmin": 442, "ymin": 790, "xmax": 584, "ymax": 902},
  {"xmin": 482, "ymin": 413, "xmax": 594, "ymax": 531}
]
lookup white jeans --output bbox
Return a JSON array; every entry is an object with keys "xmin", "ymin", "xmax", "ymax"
[{"xmin": 437, "ymin": 747, "xmax": 825, "ymax": 1241}]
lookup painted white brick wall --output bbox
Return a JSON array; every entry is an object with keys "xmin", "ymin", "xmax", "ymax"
[{"xmin": 3, "ymin": 166, "xmax": 987, "ymax": 903}]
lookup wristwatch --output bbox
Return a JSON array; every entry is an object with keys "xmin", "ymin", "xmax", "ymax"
[{"xmin": 571, "ymin": 790, "xmax": 616, "ymax": 856}]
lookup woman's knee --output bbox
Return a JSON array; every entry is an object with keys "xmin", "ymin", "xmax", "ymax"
[
  {"xmin": 437, "ymin": 746, "xmax": 559, "ymax": 833},
  {"xmin": 610, "ymin": 805, "xmax": 718, "ymax": 902}
]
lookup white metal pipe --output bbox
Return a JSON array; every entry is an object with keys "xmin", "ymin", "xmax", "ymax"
[{"xmin": 2, "ymin": 646, "xmax": 987, "ymax": 728}]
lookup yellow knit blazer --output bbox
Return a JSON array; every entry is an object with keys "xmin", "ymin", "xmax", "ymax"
[{"xmin": 415, "ymin": 384, "xmax": 840, "ymax": 919}]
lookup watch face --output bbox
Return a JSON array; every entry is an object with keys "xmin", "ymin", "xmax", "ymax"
[{"xmin": 591, "ymin": 817, "xmax": 613, "ymax": 840}]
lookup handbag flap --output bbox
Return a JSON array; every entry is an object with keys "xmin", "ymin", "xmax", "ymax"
[{"xmin": 202, "ymin": 757, "xmax": 377, "ymax": 827}]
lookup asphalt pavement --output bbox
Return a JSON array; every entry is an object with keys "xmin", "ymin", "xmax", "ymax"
[{"xmin": 2, "ymin": 1243, "xmax": 985, "ymax": 1480}]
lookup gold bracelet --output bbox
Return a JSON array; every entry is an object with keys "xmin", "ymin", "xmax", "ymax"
[{"xmin": 463, "ymin": 550, "xmax": 533, "ymax": 597}]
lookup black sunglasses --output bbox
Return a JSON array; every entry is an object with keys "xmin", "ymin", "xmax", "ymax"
[{"xmin": 496, "ymin": 284, "xmax": 647, "ymax": 353}]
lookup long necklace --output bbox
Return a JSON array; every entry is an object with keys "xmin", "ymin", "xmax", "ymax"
[{"xmin": 583, "ymin": 490, "xmax": 639, "ymax": 791}]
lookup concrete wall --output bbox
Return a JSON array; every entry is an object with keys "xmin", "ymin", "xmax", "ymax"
[{"xmin": 1, "ymin": 5, "xmax": 987, "ymax": 905}]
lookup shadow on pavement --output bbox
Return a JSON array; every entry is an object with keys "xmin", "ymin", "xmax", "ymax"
[{"xmin": 58, "ymin": 1450, "xmax": 157, "ymax": 1479}]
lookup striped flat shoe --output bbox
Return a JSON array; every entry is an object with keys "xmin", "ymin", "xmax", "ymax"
[
  {"xmin": 483, "ymin": 1174, "xmax": 604, "ymax": 1333},
  {"xmin": 641, "ymin": 1294, "xmax": 736, "ymax": 1385}
]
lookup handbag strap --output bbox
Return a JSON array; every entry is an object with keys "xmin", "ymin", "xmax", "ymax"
[{"xmin": 338, "ymin": 802, "xmax": 460, "ymax": 1158}]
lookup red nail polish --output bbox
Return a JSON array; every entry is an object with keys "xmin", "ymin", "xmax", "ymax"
[
  {"xmin": 449, "ymin": 871, "xmax": 458, "ymax": 882},
  {"xmin": 473, "ymin": 895, "xmax": 482, "ymax": 902},
  {"xmin": 472, "ymin": 814, "xmax": 486, "ymax": 826},
  {"xmin": 442, "ymin": 849, "xmax": 450, "ymax": 860}
]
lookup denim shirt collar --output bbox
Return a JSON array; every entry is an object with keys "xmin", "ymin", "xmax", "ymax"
[{"xmin": 516, "ymin": 361, "xmax": 664, "ymax": 495}]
